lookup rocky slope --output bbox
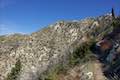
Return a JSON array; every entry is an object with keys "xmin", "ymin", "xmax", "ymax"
[{"xmin": 0, "ymin": 13, "xmax": 119, "ymax": 80}]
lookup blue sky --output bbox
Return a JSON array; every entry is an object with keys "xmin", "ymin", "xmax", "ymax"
[{"xmin": 0, "ymin": 0, "xmax": 120, "ymax": 35}]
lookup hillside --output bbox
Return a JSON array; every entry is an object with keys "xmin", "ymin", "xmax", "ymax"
[{"xmin": 0, "ymin": 13, "xmax": 120, "ymax": 80}]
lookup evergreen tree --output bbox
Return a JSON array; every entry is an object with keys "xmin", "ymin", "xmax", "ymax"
[{"xmin": 112, "ymin": 8, "xmax": 115, "ymax": 18}]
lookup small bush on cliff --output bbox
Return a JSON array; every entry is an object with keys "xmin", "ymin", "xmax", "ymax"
[
  {"xmin": 6, "ymin": 59, "xmax": 22, "ymax": 80},
  {"xmin": 69, "ymin": 39, "xmax": 96, "ymax": 67}
]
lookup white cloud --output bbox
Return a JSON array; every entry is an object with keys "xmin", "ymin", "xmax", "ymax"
[
  {"xmin": 0, "ymin": 24, "xmax": 25, "ymax": 35},
  {"xmin": 0, "ymin": 24, "xmax": 14, "ymax": 35}
]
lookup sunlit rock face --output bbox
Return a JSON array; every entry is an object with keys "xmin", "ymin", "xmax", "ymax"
[{"xmin": 0, "ymin": 14, "xmax": 114, "ymax": 80}]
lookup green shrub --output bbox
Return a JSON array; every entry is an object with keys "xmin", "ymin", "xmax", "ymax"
[
  {"xmin": 69, "ymin": 38, "xmax": 96, "ymax": 67},
  {"xmin": 43, "ymin": 63, "xmax": 67, "ymax": 80},
  {"xmin": 6, "ymin": 59, "xmax": 22, "ymax": 80}
]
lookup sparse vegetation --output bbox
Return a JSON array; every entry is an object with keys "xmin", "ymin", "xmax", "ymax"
[
  {"xmin": 0, "ymin": 34, "xmax": 26, "ymax": 44},
  {"xmin": 39, "ymin": 63, "xmax": 67, "ymax": 80},
  {"xmin": 41, "ymin": 39, "xmax": 96, "ymax": 80},
  {"xmin": 44, "ymin": 66, "xmax": 61, "ymax": 80},
  {"xmin": 69, "ymin": 39, "xmax": 96, "ymax": 67},
  {"xmin": 6, "ymin": 59, "xmax": 22, "ymax": 80}
]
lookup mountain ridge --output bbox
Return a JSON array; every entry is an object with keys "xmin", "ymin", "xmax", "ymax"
[{"xmin": 0, "ymin": 13, "xmax": 119, "ymax": 80}]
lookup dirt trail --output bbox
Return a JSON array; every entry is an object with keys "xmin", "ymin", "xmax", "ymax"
[
  {"xmin": 93, "ymin": 60, "xmax": 106, "ymax": 80},
  {"xmin": 55, "ymin": 60, "xmax": 107, "ymax": 80}
]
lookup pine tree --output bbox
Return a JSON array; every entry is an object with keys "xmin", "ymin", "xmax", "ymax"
[{"xmin": 112, "ymin": 8, "xmax": 115, "ymax": 18}]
